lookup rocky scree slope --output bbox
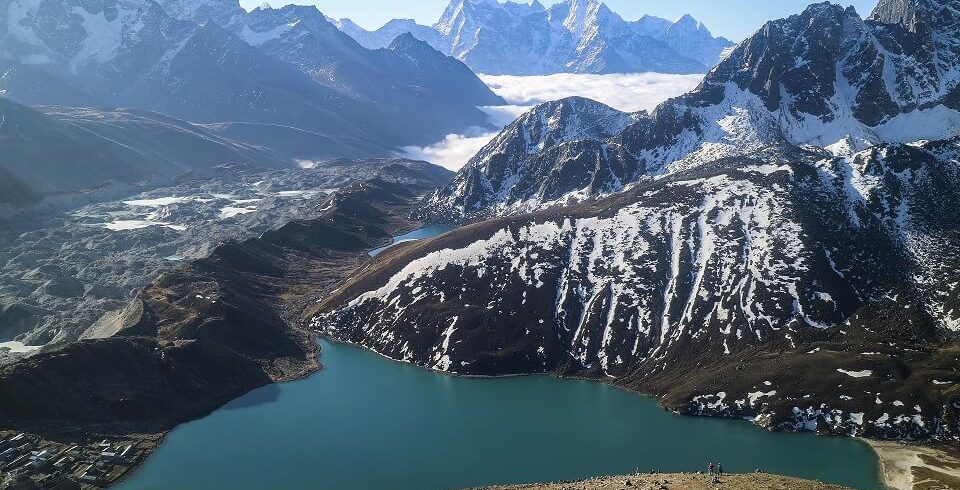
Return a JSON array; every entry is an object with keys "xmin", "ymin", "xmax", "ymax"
[
  {"xmin": 420, "ymin": 0, "xmax": 960, "ymax": 221},
  {"xmin": 334, "ymin": 0, "xmax": 733, "ymax": 75},
  {"xmin": 0, "ymin": 161, "xmax": 451, "ymax": 438},
  {"xmin": 318, "ymin": 141, "xmax": 960, "ymax": 443}
]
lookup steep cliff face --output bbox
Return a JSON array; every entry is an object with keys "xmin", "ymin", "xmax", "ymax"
[
  {"xmin": 317, "ymin": 139, "xmax": 960, "ymax": 442},
  {"xmin": 423, "ymin": 0, "xmax": 960, "ymax": 221}
]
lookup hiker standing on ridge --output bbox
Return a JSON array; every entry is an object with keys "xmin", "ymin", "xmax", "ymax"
[
  {"xmin": 718, "ymin": 463, "xmax": 724, "ymax": 476},
  {"xmin": 708, "ymin": 462, "xmax": 714, "ymax": 475}
]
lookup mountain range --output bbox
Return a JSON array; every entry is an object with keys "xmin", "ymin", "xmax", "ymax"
[
  {"xmin": 0, "ymin": 0, "xmax": 504, "ymax": 159},
  {"xmin": 332, "ymin": 0, "xmax": 735, "ymax": 75},
  {"xmin": 421, "ymin": 0, "xmax": 960, "ymax": 220},
  {"xmin": 315, "ymin": 0, "xmax": 960, "ymax": 444},
  {"xmin": 3, "ymin": 0, "xmax": 960, "ymax": 479}
]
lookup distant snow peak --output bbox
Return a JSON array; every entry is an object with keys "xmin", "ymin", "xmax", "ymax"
[{"xmin": 334, "ymin": 0, "xmax": 733, "ymax": 75}]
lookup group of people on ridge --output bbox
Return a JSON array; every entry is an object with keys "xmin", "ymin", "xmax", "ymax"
[{"xmin": 707, "ymin": 462, "xmax": 724, "ymax": 482}]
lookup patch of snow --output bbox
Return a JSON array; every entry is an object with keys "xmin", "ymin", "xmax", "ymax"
[
  {"xmin": 0, "ymin": 341, "xmax": 40, "ymax": 353},
  {"xmin": 102, "ymin": 220, "xmax": 186, "ymax": 232},
  {"xmin": 837, "ymin": 368, "xmax": 873, "ymax": 378}
]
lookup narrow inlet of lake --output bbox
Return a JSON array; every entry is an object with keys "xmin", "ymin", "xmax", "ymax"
[
  {"xmin": 368, "ymin": 225, "xmax": 457, "ymax": 257},
  {"xmin": 118, "ymin": 339, "xmax": 882, "ymax": 490}
]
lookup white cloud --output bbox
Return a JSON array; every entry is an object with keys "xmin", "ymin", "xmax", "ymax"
[
  {"xmin": 396, "ymin": 73, "xmax": 705, "ymax": 170},
  {"xmin": 479, "ymin": 72, "xmax": 705, "ymax": 112},
  {"xmin": 397, "ymin": 128, "xmax": 495, "ymax": 172}
]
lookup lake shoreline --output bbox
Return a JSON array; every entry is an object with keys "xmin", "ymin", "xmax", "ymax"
[
  {"xmin": 321, "ymin": 337, "xmax": 903, "ymax": 488},
  {"xmin": 469, "ymin": 472, "xmax": 857, "ymax": 490},
  {"xmin": 865, "ymin": 439, "xmax": 960, "ymax": 490},
  {"xmin": 121, "ymin": 338, "xmax": 882, "ymax": 489},
  {"xmin": 79, "ymin": 356, "xmax": 932, "ymax": 490}
]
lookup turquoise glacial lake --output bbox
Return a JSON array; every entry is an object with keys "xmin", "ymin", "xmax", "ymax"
[
  {"xmin": 119, "ymin": 339, "xmax": 882, "ymax": 490},
  {"xmin": 368, "ymin": 225, "xmax": 457, "ymax": 256}
]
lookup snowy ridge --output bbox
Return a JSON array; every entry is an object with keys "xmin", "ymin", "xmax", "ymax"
[
  {"xmin": 423, "ymin": 0, "xmax": 960, "ymax": 221},
  {"xmin": 332, "ymin": 0, "xmax": 733, "ymax": 75},
  {"xmin": 318, "ymin": 137, "xmax": 960, "ymax": 440}
]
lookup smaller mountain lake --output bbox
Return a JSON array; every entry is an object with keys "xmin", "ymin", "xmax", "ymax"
[
  {"xmin": 369, "ymin": 225, "xmax": 457, "ymax": 256},
  {"xmin": 119, "ymin": 339, "xmax": 883, "ymax": 490}
]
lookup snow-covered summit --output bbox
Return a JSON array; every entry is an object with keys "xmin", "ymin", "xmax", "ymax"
[
  {"xmin": 0, "ymin": 0, "xmax": 504, "ymax": 153},
  {"xmin": 334, "ymin": 0, "xmax": 734, "ymax": 75},
  {"xmin": 422, "ymin": 0, "xmax": 960, "ymax": 220}
]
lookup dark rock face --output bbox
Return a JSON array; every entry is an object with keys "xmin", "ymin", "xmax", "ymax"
[
  {"xmin": 423, "ymin": 0, "xmax": 960, "ymax": 221},
  {"xmin": 0, "ymin": 162, "xmax": 451, "ymax": 433},
  {"xmin": 335, "ymin": 0, "xmax": 734, "ymax": 75},
  {"xmin": 317, "ymin": 139, "xmax": 960, "ymax": 442}
]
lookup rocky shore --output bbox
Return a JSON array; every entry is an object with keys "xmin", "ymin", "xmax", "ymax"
[
  {"xmin": 866, "ymin": 440, "xmax": 960, "ymax": 490},
  {"xmin": 471, "ymin": 473, "xmax": 856, "ymax": 490}
]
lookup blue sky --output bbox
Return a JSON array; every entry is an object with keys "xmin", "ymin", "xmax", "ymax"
[{"xmin": 244, "ymin": 0, "xmax": 880, "ymax": 41}]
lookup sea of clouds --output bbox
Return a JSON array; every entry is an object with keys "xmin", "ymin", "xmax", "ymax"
[{"xmin": 397, "ymin": 72, "xmax": 705, "ymax": 171}]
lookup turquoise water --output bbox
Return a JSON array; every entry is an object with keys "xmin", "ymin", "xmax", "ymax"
[
  {"xmin": 368, "ymin": 225, "xmax": 457, "ymax": 256},
  {"xmin": 119, "ymin": 339, "xmax": 883, "ymax": 490}
]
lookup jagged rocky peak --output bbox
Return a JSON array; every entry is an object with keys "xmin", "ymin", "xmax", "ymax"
[
  {"xmin": 869, "ymin": 0, "xmax": 949, "ymax": 32},
  {"xmin": 343, "ymin": 0, "xmax": 731, "ymax": 74},
  {"xmin": 707, "ymin": 2, "xmax": 865, "ymax": 114},
  {"xmin": 712, "ymin": 0, "xmax": 960, "ymax": 132},
  {"xmin": 421, "ymin": 0, "xmax": 960, "ymax": 221},
  {"xmin": 417, "ymin": 97, "xmax": 634, "ymax": 220},
  {"xmin": 389, "ymin": 32, "xmax": 429, "ymax": 51},
  {"xmin": 671, "ymin": 13, "xmax": 705, "ymax": 32},
  {"xmin": 513, "ymin": 96, "xmax": 634, "ymax": 143},
  {"xmin": 550, "ymin": 0, "xmax": 613, "ymax": 34}
]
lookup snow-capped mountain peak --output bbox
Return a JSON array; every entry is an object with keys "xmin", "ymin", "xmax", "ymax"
[
  {"xmin": 335, "ymin": 0, "xmax": 732, "ymax": 75},
  {"xmin": 670, "ymin": 14, "xmax": 710, "ymax": 36},
  {"xmin": 422, "ymin": 0, "xmax": 960, "ymax": 221},
  {"xmin": 559, "ymin": 0, "xmax": 607, "ymax": 37},
  {"xmin": 315, "ymin": 1, "xmax": 960, "ymax": 445}
]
